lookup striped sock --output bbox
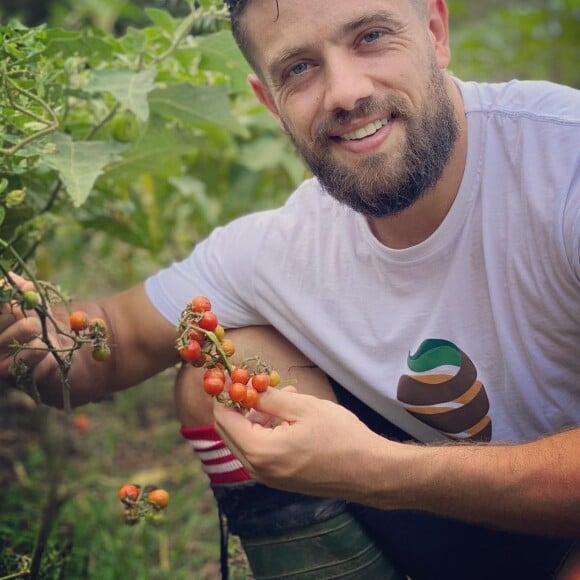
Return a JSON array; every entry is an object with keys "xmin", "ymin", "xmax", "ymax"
[{"xmin": 180, "ymin": 424, "xmax": 254, "ymax": 486}]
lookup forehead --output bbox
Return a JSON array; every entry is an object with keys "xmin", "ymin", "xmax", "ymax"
[{"xmin": 242, "ymin": 0, "xmax": 415, "ymax": 73}]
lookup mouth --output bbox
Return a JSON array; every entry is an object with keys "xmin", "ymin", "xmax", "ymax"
[{"xmin": 338, "ymin": 114, "xmax": 395, "ymax": 141}]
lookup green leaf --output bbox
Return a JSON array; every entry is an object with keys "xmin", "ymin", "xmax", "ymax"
[
  {"xmin": 237, "ymin": 136, "xmax": 288, "ymax": 172},
  {"xmin": 102, "ymin": 120, "xmax": 202, "ymax": 182},
  {"xmin": 41, "ymin": 132, "xmax": 126, "ymax": 207},
  {"xmin": 149, "ymin": 84, "xmax": 247, "ymax": 136},
  {"xmin": 197, "ymin": 30, "xmax": 251, "ymax": 93},
  {"xmin": 145, "ymin": 8, "xmax": 179, "ymax": 33},
  {"xmin": 85, "ymin": 68, "xmax": 157, "ymax": 121},
  {"xmin": 44, "ymin": 28, "xmax": 116, "ymax": 60},
  {"xmin": 0, "ymin": 206, "xmax": 5, "ymax": 227}
]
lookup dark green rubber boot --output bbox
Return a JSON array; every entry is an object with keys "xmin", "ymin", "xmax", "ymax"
[
  {"xmin": 241, "ymin": 507, "xmax": 402, "ymax": 579},
  {"xmin": 213, "ymin": 484, "xmax": 402, "ymax": 579}
]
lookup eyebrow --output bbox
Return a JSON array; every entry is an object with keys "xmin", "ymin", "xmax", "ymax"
[{"xmin": 265, "ymin": 10, "xmax": 405, "ymax": 82}]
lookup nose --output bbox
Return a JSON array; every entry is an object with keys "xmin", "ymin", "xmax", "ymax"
[{"xmin": 323, "ymin": 52, "xmax": 374, "ymax": 113}]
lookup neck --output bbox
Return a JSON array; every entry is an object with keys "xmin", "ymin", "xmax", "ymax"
[{"xmin": 367, "ymin": 78, "xmax": 467, "ymax": 249}]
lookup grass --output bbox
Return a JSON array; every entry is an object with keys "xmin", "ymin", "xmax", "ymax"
[{"xmin": 0, "ymin": 370, "xmax": 252, "ymax": 579}]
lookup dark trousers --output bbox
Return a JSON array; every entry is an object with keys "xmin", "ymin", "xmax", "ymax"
[{"xmin": 329, "ymin": 377, "xmax": 577, "ymax": 580}]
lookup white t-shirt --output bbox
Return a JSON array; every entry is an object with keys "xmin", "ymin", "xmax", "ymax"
[{"xmin": 146, "ymin": 78, "xmax": 580, "ymax": 444}]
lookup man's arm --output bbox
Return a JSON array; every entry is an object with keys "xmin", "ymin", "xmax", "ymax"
[
  {"xmin": 0, "ymin": 278, "xmax": 180, "ymax": 407},
  {"xmin": 215, "ymin": 387, "xmax": 580, "ymax": 537}
]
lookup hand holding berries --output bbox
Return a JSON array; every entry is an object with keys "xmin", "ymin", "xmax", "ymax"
[{"xmin": 175, "ymin": 295, "xmax": 282, "ymax": 411}]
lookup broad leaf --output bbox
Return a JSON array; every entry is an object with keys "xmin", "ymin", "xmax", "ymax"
[
  {"xmin": 197, "ymin": 31, "xmax": 251, "ymax": 94},
  {"xmin": 42, "ymin": 132, "xmax": 126, "ymax": 206},
  {"xmin": 102, "ymin": 120, "xmax": 202, "ymax": 183},
  {"xmin": 85, "ymin": 68, "xmax": 157, "ymax": 121},
  {"xmin": 149, "ymin": 84, "xmax": 247, "ymax": 136}
]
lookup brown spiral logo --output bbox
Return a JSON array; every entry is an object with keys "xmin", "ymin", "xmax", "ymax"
[{"xmin": 397, "ymin": 339, "xmax": 492, "ymax": 442}]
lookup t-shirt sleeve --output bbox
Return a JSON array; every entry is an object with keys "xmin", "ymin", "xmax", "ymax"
[
  {"xmin": 565, "ymin": 163, "xmax": 580, "ymax": 282},
  {"xmin": 144, "ymin": 210, "xmax": 273, "ymax": 328}
]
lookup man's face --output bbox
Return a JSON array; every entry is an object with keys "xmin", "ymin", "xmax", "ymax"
[{"xmin": 244, "ymin": 0, "xmax": 458, "ymax": 217}]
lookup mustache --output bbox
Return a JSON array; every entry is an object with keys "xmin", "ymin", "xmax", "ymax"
[{"xmin": 312, "ymin": 94, "xmax": 412, "ymax": 143}]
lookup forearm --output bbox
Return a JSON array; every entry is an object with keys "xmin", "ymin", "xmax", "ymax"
[{"xmin": 361, "ymin": 427, "xmax": 580, "ymax": 537}]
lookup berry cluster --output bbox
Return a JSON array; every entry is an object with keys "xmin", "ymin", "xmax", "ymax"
[
  {"xmin": 176, "ymin": 295, "xmax": 281, "ymax": 410},
  {"xmin": 68, "ymin": 310, "xmax": 111, "ymax": 362},
  {"xmin": 118, "ymin": 483, "xmax": 170, "ymax": 526}
]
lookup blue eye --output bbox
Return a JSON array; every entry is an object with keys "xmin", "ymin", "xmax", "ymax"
[
  {"xmin": 288, "ymin": 62, "xmax": 310, "ymax": 77},
  {"xmin": 362, "ymin": 30, "xmax": 384, "ymax": 44}
]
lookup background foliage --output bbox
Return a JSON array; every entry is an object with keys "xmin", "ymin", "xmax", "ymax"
[{"xmin": 0, "ymin": 0, "xmax": 578, "ymax": 578}]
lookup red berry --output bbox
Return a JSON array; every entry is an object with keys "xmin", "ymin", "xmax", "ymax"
[
  {"xmin": 251, "ymin": 373, "xmax": 271, "ymax": 393},
  {"xmin": 203, "ymin": 376, "xmax": 225, "ymax": 396},
  {"xmin": 191, "ymin": 295, "xmax": 212, "ymax": 312},
  {"xmin": 231, "ymin": 367, "xmax": 251, "ymax": 385},
  {"xmin": 198, "ymin": 311, "xmax": 218, "ymax": 332},
  {"xmin": 118, "ymin": 484, "xmax": 140, "ymax": 503},
  {"xmin": 241, "ymin": 386, "xmax": 260, "ymax": 409},
  {"xmin": 179, "ymin": 340, "xmax": 202, "ymax": 362},
  {"xmin": 69, "ymin": 310, "xmax": 89, "ymax": 332},
  {"xmin": 228, "ymin": 382, "xmax": 247, "ymax": 403}
]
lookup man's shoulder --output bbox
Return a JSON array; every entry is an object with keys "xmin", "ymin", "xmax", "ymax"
[
  {"xmin": 226, "ymin": 177, "xmax": 344, "ymax": 234},
  {"xmin": 457, "ymin": 78, "xmax": 579, "ymax": 124}
]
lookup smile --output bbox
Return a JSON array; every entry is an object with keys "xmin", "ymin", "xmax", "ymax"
[{"xmin": 340, "ymin": 116, "xmax": 391, "ymax": 141}]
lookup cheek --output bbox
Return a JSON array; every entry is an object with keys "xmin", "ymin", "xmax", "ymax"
[{"xmin": 278, "ymin": 83, "xmax": 324, "ymax": 136}]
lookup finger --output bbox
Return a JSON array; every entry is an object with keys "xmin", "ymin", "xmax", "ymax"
[
  {"xmin": 0, "ymin": 316, "xmax": 42, "ymax": 359},
  {"xmin": 4, "ymin": 272, "xmax": 34, "ymax": 290},
  {"xmin": 253, "ymin": 385, "xmax": 307, "ymax": 421},
  {"xmin": 0, "ymin": 273, "xmax": 36, "ymax": 323}
]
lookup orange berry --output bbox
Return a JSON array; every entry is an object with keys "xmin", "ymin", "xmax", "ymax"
[
  {"xmin": 147, "ymin": 488, "xmax": 170, "ymax": 509},
  {"xmin": 69, "ymin": 310, "xmax": 89, "ymax": 332},
  {"xmin": 228, "ymin": 382, "xmax": 247, "ymax": 403}
]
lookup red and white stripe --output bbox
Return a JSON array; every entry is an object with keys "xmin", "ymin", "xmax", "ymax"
[{"xmin": 180, "ymin": 425, "xmax": 253, "ymax": 486}]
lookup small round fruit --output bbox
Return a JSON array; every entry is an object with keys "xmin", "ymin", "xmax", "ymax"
[
  {"xmin": 269, "ymin": 370, "xmax": 281, "ymax": 387},
  {"xmin": 92, "ymin": 344, "xmax": 111, "ymax": 362},
  {"xmin": 204, "ymin": 367, "xmax": 226, "ymax": 383},
  {"xmin": 251, "ymin": 373, "xmax": 271, "ymax": 393},
  {"xmin": 118, "ymin": 484, "xmax": 140, "ymax": 503},
  {"xmin": 191, "ymin": 295, "xmax": 212, "ymax": 312},
  {"xmin": 74, "ymin": 413, "xmax": 90, "ymax": 433},
  {"xmin": 203, "ymin": 376, "xmax": 225, "ymax": 396},
  {"xmin": 228, "ymin": 382, "xmax": 247, "ymax": 403},
  {"xmin": 69, "ymin": 310, "xmax": 89, "ymax": 332},
  {"xmin": 89, "ymin": 318, "xmax": 108, "ymax": 338},
  {"xmin": 198, "ymin": 311, "xmax": 218, "ymax": 332},
  {"xmin": 179, "ymin": 340, "xmax": 202, "ymax": 362},
  {"xmin": 188, "ymin": 329, "xmax": 206, "ymax": 344},
  {"xmin": 147, "ymin": 488, "xmax": 170, "ymax": 509},
  {"xmin": 214, "ymin": 325, "xmax": 225, "ymax": 340},
  {"xmin": 220, "ymin": 338, "xmax": 235, "ymax": 357},
  {"xmin": 230, "ymin": 367, "xmax": 251, "ymax": 385},
  {"xmin": 111, "ymin": 111, "xmax": 139, "ymax": 143},
  {"xmin": 22, "ymin": 291, "xmax": 39, "ymax": 310},
  {"xmin": 241, "ymin": 386, "xmax": 259, "ymax": 409}
]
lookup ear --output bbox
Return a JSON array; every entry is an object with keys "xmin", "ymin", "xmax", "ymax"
[
  {"xmin": 426, "ymin": 0, "xmax": 451, "ymax": 68},
  {"xmin": 248, "ymin": 74, "xmax": 287, "ymax": 132}
]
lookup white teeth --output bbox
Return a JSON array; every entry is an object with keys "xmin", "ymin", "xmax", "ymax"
[{"xmin": 341, "ymin": 117, "xmax": 389, "ymax": 141}]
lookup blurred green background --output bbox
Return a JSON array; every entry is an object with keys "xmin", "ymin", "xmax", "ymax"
[{"xmin": 0, "ymin": 1, "xmax": 578, "ymax": 579}]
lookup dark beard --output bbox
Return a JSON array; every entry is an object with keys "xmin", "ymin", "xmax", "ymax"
[{"xmin": 285, "ymin": 67, "xmax": 459, "ymax": 218}]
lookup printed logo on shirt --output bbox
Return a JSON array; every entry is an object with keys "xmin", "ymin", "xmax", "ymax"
[{"xmin": 396, "ymin": 339, "xmax": 492, "ymax": 442}]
